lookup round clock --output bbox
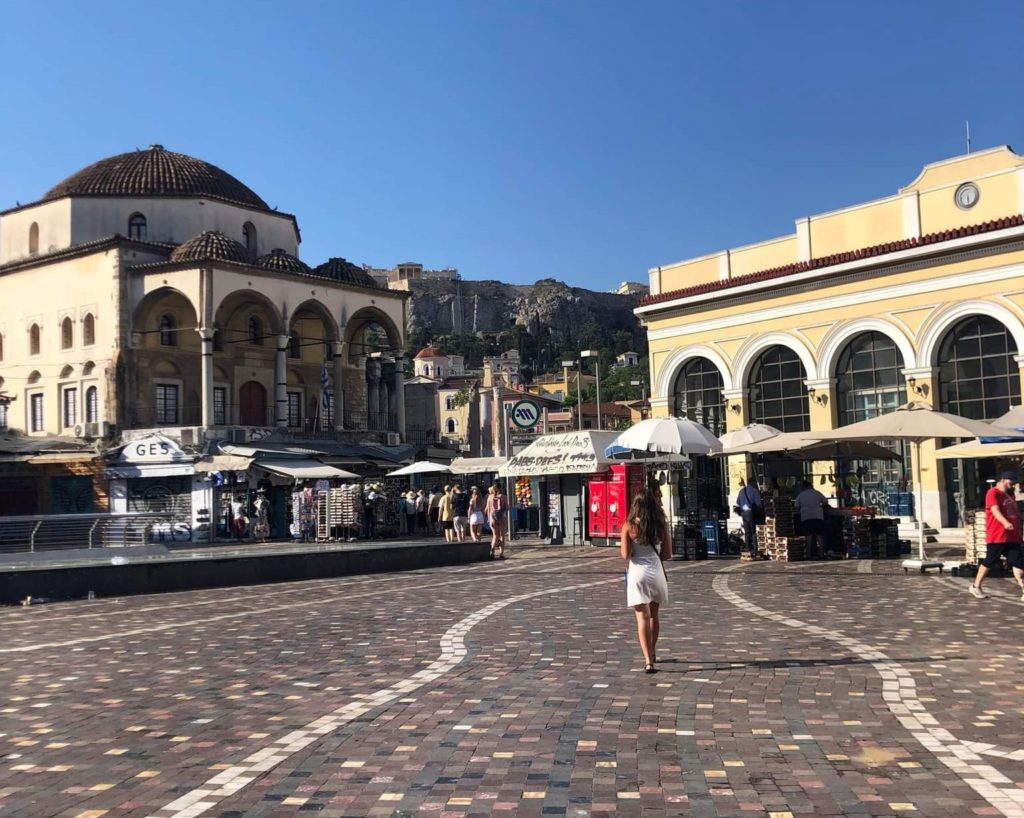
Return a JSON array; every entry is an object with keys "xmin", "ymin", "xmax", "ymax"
[{"xmin": 955, "ymin": 182, "xmax": 980, "ymax": 210}]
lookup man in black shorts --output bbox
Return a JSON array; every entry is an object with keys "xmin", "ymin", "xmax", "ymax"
[{"xmin": 970, "ymin": 471, "xmax": 1024, "ymax": 599}]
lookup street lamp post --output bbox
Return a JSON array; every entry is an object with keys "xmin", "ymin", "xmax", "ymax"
[
  {"xmin": 561, "ymin": 359, "xmax": 582, "ymax": 430},
  {"xmin": 580, "ymin": 350, "xmax": 601, "ymax": 430}
]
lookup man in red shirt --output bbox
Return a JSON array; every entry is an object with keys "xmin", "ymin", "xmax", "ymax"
[{"xmin": 970, "ymin": 471, "xmax": 1023, "ymax": 599}]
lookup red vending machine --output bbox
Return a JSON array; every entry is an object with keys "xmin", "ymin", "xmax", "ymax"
[{"xmin": 588, "ymin": 463, "xmax": 646, "ymax": 546}]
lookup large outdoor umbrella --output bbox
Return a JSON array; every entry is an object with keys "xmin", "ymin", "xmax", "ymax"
[
  {"xmin": 605, "ymin": 416, "xmax": 723, "ymax": 458},
  {"xmin": 819, "ymin": 401, "xmax": 1019, "ymax": 559},
  {"xmin": 718, "ymin": 423, "xmax": 780, "ymax": 451},
  {"xmin": 720, "ymin": 430, "xmax": 901, "ymax": 460},
  {"xmin": 991, "ymin": 405, "xmax": 1024, "ymax": 433},
  {"xmin": 387, "ymin": 461, "xmax": 452, "ymax": 477},
  {"xmin": 935, "ymin": 440, "xmax": 1024, "ymax": 459}
]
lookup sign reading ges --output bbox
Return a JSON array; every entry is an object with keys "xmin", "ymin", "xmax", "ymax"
[{"xmin": 510, "ymin": 399, "xmax": 541, "ymax": 429}]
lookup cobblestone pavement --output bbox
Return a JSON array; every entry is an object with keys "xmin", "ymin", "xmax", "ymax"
[{"xmin": 0, "ymin": 548, "xmax": 1022, "ymax": 818}]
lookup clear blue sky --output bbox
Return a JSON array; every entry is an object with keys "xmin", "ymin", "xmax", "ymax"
[{"xmin": 1, "ymin": 1, "xmax": 1022, "ymax": 290}]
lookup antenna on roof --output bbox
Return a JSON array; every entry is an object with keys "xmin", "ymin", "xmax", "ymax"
[{"xmin": 965, "ymin": 120, "xmax": 972, "ymax": 154}]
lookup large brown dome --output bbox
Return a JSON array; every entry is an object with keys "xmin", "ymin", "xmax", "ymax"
[
  {"xmin": 170, "ymin": 231, "xmax": 251, "ymax": 265},
  {"xmin": 313, "ymin": 257, "xmax": 379, "ymax": 288},
  {"xmin": 43, "ymin": 145, "xmax": 270, "ymax": 210}
]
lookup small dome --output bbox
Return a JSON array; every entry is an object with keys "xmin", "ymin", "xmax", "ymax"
[
  {"xmin": 257, "ymin": 248, "xmax": 311, "ymax": 275},
  {"xmin": 170, "ymin": 231, "xmax": 251, "ymax": 264},
  {"xmin": 44, "ymin": 145, "xmax": 270, "ymax": 210},
  {"xmin": 415, "ymin": 346, "xmax": 446, "ymax": 359},
  {"xmin": 313, "ymin": 257, "xmax": 379, "ymax": 288}
]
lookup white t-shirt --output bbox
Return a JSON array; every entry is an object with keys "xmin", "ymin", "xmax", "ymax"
[{"xmin": 795, "ymin": 488, "xmax": 827, "ymax": 521}]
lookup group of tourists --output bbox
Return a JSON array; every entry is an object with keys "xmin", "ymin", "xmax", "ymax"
[{"xmin": 397, "ymin": 481, "xmax": 510, "ymax": 559}]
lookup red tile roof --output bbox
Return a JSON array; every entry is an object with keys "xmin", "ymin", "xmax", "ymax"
[{"xmin": 639, "ymin": 214, "xmax": 1024, "ymax": 309}]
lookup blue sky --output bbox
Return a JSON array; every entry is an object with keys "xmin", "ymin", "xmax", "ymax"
[{"xmin": 1, "ymin": 1, "xmax": 1022, "ymax": 290}]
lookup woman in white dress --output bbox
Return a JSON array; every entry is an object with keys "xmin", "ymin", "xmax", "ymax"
[{"xmin": 619, "ymin": 490, "xmax": 672, "ymax": 673}]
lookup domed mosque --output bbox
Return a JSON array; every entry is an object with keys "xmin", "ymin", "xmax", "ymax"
[{"xmin": 0, "ymin": 145, "xmax": 409, "ymax": 476}]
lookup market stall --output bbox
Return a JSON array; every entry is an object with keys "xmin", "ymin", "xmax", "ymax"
[{"xmin": 499, "ymin": 431, "xmax": 620, "ymax": 545}]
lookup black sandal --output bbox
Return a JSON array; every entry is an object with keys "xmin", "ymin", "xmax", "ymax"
[{"xmin": 644, "ymin": 663, "xmax": 657, "ymax": 674}]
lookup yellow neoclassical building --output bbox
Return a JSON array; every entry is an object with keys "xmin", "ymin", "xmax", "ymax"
[{"xmin": 638, "ymin": 146, "xmax": 1024, "ymax": 530}]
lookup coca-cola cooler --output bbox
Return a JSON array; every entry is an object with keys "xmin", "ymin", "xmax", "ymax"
[{"xmin": 588, "ymin": 463, "xmax": 646, "ymax": 546}]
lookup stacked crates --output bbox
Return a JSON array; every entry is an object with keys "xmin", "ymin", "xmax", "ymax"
[
  {"xmin": 701, "ymin": 520, "xmax": 724, "ymax": 556},
  {"xmin": 886, "ymin": 491, "xmax": 914, "ymax": 517},
  {"xmin": 964, "ymin": 509, "xmax": 986, "ymax": 564},
  {"xmin": 763, "ymin": 496, "xmax": 796, "ymax": 536},
  {"xmin": 843, "ymin": 516, "xmax": 873, "ymax": 559},
  {"xmin": 755, "ymin": 517, "xmax": 806, "ymax": 561}
]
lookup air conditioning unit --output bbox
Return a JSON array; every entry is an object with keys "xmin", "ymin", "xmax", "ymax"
[
  {"xmin": 179, "ymin": 428, "xmax": 195, "ymax": 446},
  {"xmin": 385, "ymin": 432, "xmax": 402, "ymax": 447},
  {"xmin": 229, "ymin": 428, "xmax": 247, "ymax": 443}
]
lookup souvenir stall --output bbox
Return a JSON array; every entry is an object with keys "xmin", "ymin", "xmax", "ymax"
[
  {"xmin": 498, "ymin": 431, "xmax": 620, "ymax": 546},
  {"xmin": 250, "ymin": 460, "xmax": 360, "ymax": 543},
  {"xmin": 105, "ymin": 433, "xmax": 207, "ymax": 544}
]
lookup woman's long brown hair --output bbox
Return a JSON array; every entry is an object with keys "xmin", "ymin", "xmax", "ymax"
[{"xmin": 627, "ymin": 489, "xmax": 667, "ymax": 546}]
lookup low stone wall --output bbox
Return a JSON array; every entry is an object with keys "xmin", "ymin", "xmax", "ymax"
[{"xmin": 0, "ymin": 541, "xmax": 491, "ymax": 605}]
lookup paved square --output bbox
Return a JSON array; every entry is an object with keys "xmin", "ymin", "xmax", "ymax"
[{"xmin": 1, "ymin": 549, "xmax": 1022, "ymax": 817}]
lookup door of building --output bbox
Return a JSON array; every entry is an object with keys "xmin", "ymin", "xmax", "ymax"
[{"xmin": 239, "ymin": 381, "xmax": 267, "ymax": 426}]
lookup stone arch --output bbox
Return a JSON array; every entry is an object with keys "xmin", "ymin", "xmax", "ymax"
[
  {"xmin": 289, "ymin": 298, "xmax": 339, "ymax": 362},
  {"xmin": 733, "ymin": 332, "xmax": 818, "ymax": 388},
  {"xmin": 818, "ymin": 318, "xmax": 917, "ymax": 380},
  {"xmin": 213, "ymin": 289, "xmax": 284, "ymax": 348},
  {"xmin": 344, "ymin": 307, "xmax": 403, "ymax": 365},
  {"xmin": 59, "ymin": 365, "xmax": 74, "ymax": 379},
  {"xmin": 654, "ymin": 344, "xmax": 733, "ymax": 399},
  {"xmin": 152, "ymin": 359, "xmax": 183, "ymax": 377},
  {"xmin": 132, "ymin": 286, "xmax": 200, "ymax": 351},
  {"xmin": 918, "ymin": 300, "xmax": 1024, "ymax": 369},
  {"xmin": 82, "ymin": 360, "xmax": 96, "ymax": 376}
]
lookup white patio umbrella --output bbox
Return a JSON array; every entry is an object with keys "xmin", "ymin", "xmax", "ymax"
[
  {"xmin": 607, "ymin": 416, "xmax": 723, "ymax": 458},
  {"xmin": 387, "ymin": 461, "xmax": 452, "ymax": 477},
  {"xmin": 992, "ymin": 405, "xmax": 1024, "ymax": 432},
  {"xmin": 818, "ymin": 401, "xmax": 1022, "ymax": 559},
  {"xmin": 718, "ymin": 423, "xmax": 780, "ymax": 451}
]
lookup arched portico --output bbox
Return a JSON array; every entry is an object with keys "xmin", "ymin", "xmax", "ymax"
[
  {"xmin": 917, "ymin": 300, "xmax": 1024, "ymax": 369},
  {"xmin": 344, "ymin": 307, "xmax": 406, "ymax": 439}
]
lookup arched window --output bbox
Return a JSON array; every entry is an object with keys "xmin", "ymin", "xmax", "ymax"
[
  {"xmin": 159, "ymin": 314, "xmax": 177, "ymax": 347},
  {"xmin": 29, "ymin": 324, "xmax": 40, "ymax": 356},
  {"xmin": 82, "ymin": 313, "xmax": 96, "ymax": 346},
  {"xmin": 445, "ymin": 395, "xmax": 457, "ymax": 411},
  {"xmin": 938, "ymin": 316, "xmax": 1020, "ymax": 420},
  {"xmin": 671, "ymin": 357, "xmax": 725, "ymax": 435},
  {"xmin": 128, "ymin": 213, "xmax": 147, "ymax": 241},
  {"xmin": 28, "ymin": 222, "xmax": 39, "ymax": 255},
  {"xmin": 446, "ymin": 418, "xmax": 458, "ymax": 434},
  {"xmin": 288, "ymin": 335, "xmax": 301, "ymax": 359},
  {"xmin": 61, "ymin": 317, "xmax": 73, "ymax": 350},
  {"xmin": 85, "ymin": 386, "xmax": 99, "ymax": 423},
  {"xmin": 242, "ymin": 222, "xmax": 257, "ymax": 257},
  {"xmin": 836, "ymin": 332, "xmax": 908, "ymax": 499},
  {"xmin": 248, "ymin": 316, "xmax": 264, "ymax": 345},
  {"xmin": 748, "ymin": 346, "xmax": 808, "ymax": 432}
]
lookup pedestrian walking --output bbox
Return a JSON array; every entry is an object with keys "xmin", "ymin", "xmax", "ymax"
[
  {"xmin": 438, "ymin": 485, "xmax": 455, "ymax": 543},
  {"xmin": 415, "ymin": 489, "xmax": 428, "ymax": 534},
  {"xmin": 735, "ymin": 479, "xmax": 765, "ymax": 555},
  {"xmin": 468, "ymin": 486, "xmax": 485, "ymax": 542},
  {"xmin": 404, "ymin": 491, "xmax": 418, "ymax": 538},
  {"xmin": 970, "ymin": 471, "xmax": 1024, "ymax": 599},
  {"xmin": 428, "ymin": 487, "xmax": 442, "ymax": 534},
  {"xmin": 452, "ymin": 483, "xmax": 470, "ymax": 543},
  {"xmin": 620, "ymin": 489, "xmax": 672, "ymax": 674},
  {"xmin": 795, "ymin": 480, "xmax": 829, "ymax": 558},
  {"xmin": 486, "ymin": 482, "xmax": 509, "ymax": 559}
]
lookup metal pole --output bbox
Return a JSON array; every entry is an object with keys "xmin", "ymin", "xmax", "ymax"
[
  {"xmin": 595, "ymin": 360, "xmax": 602, "ymax": 430},
  {"xmin": 577, "ymin": 367, "xmax": 582, "ymax": 431},
  {"xmin": 915, "ymin": 440, "xmax": 925, "ymax": 560}
]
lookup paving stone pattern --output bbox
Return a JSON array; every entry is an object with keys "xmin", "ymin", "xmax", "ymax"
[{"xmin": 0, "ymin": 550, "xmax": 1022, "ymax": 817}]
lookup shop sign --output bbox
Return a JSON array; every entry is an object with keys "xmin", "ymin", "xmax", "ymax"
[
  {"xmin": 117, "ymin": 433, "xmax": 189, "ymax": 464},
  {"xmin": 510, "ymin": 399, "xmax": 541, "ymax": 429},
  {"xmin": 500, "ymin": 431, "xmax": 618, "ymax": 476}
]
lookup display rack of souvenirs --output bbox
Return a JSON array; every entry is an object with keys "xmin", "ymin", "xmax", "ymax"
[
  {"xmin": 514, "ymin": 477, "xmax": 533, "ymax": 508},
  {"xmin": 289, "ymin": 488, "xmax": 317, "ymax": 542}
]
